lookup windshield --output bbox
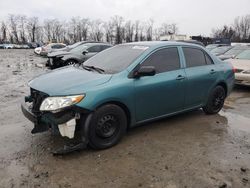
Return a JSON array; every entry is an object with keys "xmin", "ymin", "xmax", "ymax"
[
  {"xmin": 84, "ymin": 45, "xmax": 149, "ymax": 74},
  {"xmin": 70, "ymin": 44, "xmax": 88, "ymax": 53},
  {"xmin": 211, "ymin": 46, "xmax": 231, "ymax": 54},
  {"xmin": 235, "ymin": 49, "xmax": 250, "ymax": 60}
]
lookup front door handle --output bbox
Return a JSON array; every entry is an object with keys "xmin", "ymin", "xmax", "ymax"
[
  {"xmin": 210, "ymin": 69, "xmax": 216, "ymax": 74},
  {"xmin": 176, "ymin": 75, "xmax": 185, "ymax": 80}
]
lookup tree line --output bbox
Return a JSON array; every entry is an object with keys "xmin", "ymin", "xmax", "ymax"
[
  {"xmin": 0, "ymin": 14, "xmax": 179, "ymax": 45},
  {"xmin": 212, "ymin": 14, "xmax": 250, "ymax": 42}
]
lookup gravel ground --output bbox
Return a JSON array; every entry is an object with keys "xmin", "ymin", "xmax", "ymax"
[{"xmin": 0, "ymin": 49, "xmax": 250, "ymax": 188}]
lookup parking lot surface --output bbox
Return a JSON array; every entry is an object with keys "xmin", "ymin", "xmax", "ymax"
[{"xmin": 0, "ymin": 49, "xmax": 250, "ymax": 188}]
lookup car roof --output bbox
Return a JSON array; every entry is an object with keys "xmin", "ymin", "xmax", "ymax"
[
  {"xmin": 84, "ymin": 42, "xmax": 113, "ymax": 46},
  {"xmin": 120, "ymin": 41, "xmax": 203, "ymax": 49}
]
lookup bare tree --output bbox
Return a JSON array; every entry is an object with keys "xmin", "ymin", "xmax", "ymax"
[
  {"xmin": 212, "ymin": 25, "xmax": 235, "ymax": 39},
  {"xmin": 169, "ymin": 23, "xmax": 178, "ymax": 34},
  {"xmin": 89, "ymin": 19, "xmax": 104, "ymax": 41},
  {"xmin": 0, "ymin": 21, "xmax": 7, "ymax": 42},
  {"xmin": 124, "ymin": 20, "xmax": 134, "ymax": 42},
  {"xmin": 111, "ymin": 16, "xmax": 124, "ymax": 44},
  {"xmin": 146, "ymin": 19, "xmax": 154, "ymax": 41},
  {"xmin": 18, "ymin": 15, "xmax": 27, "ymax": 43},
  {"xmin": 8, "ymin": 14, "xmax": 19, "ymax": 43},
  {"xmin": 44, "ymin": 19, "xmax": 52, "ymax": 42},
  {"xmin": 27, "ymin": 17, "xmax": 39, "ymax": 42},
  {"xmin": 134, "ymin": 20, "xmax": 140, "ymax": 42},
  {"xmin": 103, "ymin": 21, "xmax": 114, "ymax": 43}
]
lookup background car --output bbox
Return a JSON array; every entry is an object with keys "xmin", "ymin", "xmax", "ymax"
[
  {"xmin": 210, "ymin": 46, "xmax": 233, "ymax": 56},
  {"xmin": 218, "ymin": 46, "xmax": 249, "ymax": 60},
  {"xmin": 175, "ymin": 40, "xmax": 205, "ymax": 46},
  {"xmin": 49, "ymin": 41, "xmax": 96, "ymax": 53},
  {"xmin": 3, "ymin": 44, "xmax": 14, "ymax": 49},
  {"xmin": 227, "ymin": 49, "xmax": 250, "ymax": 86},
  {"xmin": 34, "ymin": 46, "xmax": 42, "ymax": 55},
  {"xmin": 40, "ymin": 43, "xmax": 66, "ymax": 56},
  {"xmin": 206, "ymin": 44, "xmax": 229, "ymax": 51},
  {"xmin": 46, "ymin": 43, "xmax": 112, "ymax": 69}
]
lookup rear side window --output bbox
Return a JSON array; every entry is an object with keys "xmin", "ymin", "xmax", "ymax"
[
  {"xmin": 142, "ymin": 47, "xmax": 180, "ymax": 73},
  {"xmin": 183, "ymin": 47, "xmax": 206, "ymax": 67}
]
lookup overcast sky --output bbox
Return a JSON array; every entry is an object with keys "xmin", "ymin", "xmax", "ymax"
[{"xmin": 0, "ymin": 0, "xmax": 250, "ymax": 36}]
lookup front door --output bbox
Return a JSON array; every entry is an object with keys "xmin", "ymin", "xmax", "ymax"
[{"xmin": 134, "ymin": 47, "xmax": 187, "ymax": 122}]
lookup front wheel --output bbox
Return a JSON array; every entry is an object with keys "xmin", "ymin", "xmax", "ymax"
[
  {"xmin": 83, "ymin": 104, "xmax": 127, "ymax": 149},
  {"xmin": 203, "ymin": 85, "xmax": 226, "ymax": 114}
]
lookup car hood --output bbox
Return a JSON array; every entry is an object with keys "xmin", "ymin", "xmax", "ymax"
[
  {"xmin": 47, "ymin": 51, "xmax": 71, "ymax": 57},
  {"xmin": 227, "ymin": 59, "xmax": 250, "ymax": 70},
  {"xmin": 29, "ymin": 66, "xmax": 112, "ymax": 96}
]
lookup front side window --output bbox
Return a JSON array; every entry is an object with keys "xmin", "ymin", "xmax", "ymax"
[
  {"xmin": 205, "ymin": 53, "xmax": 213, "ymax": 65},
  {"xmin": 142, "ymin": 47, "xmax": 180, "ymax": 73},
  {"xmin": 183, "ymin": 47, "xmax": 207, "ymax": 67}
]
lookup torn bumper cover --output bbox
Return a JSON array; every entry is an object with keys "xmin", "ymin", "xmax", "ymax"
[
  {"xmin": 21, "ymin": 97, "xmax": 90, "ymax": 137},
  {"xmin": 21, "ymin": 101, "xmax": 74, "ymax": 134}
]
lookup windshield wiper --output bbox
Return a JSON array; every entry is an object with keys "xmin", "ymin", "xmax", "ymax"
[{"xmin": 82, "ymin": 65, "xmax": 105, "ymax": 73}]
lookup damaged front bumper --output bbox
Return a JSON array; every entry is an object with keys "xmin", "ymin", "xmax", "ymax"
[{"xmin": 21, "ymin": 98, "xmax": 90, "ymax": 138}]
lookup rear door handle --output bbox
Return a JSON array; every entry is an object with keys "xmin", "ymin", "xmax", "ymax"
[
  {"xmin": 210, "ymin": 69, "xmax": 216, "ymax": 74},
  {"xmin": 176, "ymin": 75, "xmax": 185, "ymax": 80}
]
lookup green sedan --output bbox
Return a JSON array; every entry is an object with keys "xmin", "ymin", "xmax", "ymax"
[{"xmin": 21, "ymin": 41, "xmax": 235, "ymax": 151}]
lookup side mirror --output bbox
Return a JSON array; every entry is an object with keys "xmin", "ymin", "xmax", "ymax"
[
  {"xmin": 133, "ymin": 66, "xmax": 156, "ymax": 78},
  {"xmin": 82, "ymin": 50, "xmax": 88, "ymax": 55}
]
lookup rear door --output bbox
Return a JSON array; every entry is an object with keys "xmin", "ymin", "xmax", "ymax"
[
  {"xmin": 182, "ymin": 47, "xmax": 218, "ymax": 108},
  {"xmin": 134, "ymin": 47, "xmax": 187, "ymax": 122}
]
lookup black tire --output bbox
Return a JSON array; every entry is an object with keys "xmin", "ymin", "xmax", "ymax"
[
  {"xmin": 84, "ymin": 104, "xmax": 127, "ymax": 149},
  {"xmin": 65, "ymin": 59, "xmax": 78, "ymax": 66},
  {"xmin": 203, "ymin": 85, "xmax": 226, "ymax": 114}
]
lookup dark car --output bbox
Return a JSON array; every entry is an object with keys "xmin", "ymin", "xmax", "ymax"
[
  {"xmin": 21, "ymin": 41, "xmax": 235, "ymax": 152},
  {"xmin": 46, "ymin": 43, "xmax": 112, "ymax": 69},
  {"xmin": 218, "ymin": 46, "xmax": 249, "ymax": 60}
]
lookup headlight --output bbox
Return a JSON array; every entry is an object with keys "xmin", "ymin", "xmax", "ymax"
[{"xmin": 40, "ymin": 95, "xmax": 85, "ymax": 111}]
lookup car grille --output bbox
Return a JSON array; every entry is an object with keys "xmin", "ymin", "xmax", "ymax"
[{"xmin": 30, "ymin": 88, "xmax": 48, "ymax": 114}]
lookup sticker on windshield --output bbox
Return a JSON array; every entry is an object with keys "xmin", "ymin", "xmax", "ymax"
[{"xmin": 132, "ymin": 46, "xmax": 149, "ymax": 50}]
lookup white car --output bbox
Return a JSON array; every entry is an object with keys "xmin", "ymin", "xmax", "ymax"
[
  {"xmin": 227, "ymin": 49, "xmax": 250, "ymax": 86},
  {"xmin": 3, "ymin": 44, "xmax": 14, "ymax": 49},
  {"xmin": 34, "ymin": 47, "xmax": 42, "ymax": 55}
]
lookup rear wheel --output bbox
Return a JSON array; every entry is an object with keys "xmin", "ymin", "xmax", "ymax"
[
  {"xmin": 203, "ymin": 85, "xmax": 226, "ymax": 114},
  {"xmin": 83, "ymin": 104, "xmax": 127, "ymax": 149}
]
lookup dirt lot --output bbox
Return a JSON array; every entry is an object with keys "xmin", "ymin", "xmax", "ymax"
[{"xmin": 0, "ymin": 49, "xmax": 250, "ymax": 188}]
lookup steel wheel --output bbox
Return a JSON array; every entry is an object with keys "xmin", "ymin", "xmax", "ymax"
[{"xmin": 203, "ymin": 85, "xmax": 226, "ymax": 114}]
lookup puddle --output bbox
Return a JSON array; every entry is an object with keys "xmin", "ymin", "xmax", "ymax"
[{"xmin": 220, "ymin": 110, "xmax": 250, "ymax": 133}]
